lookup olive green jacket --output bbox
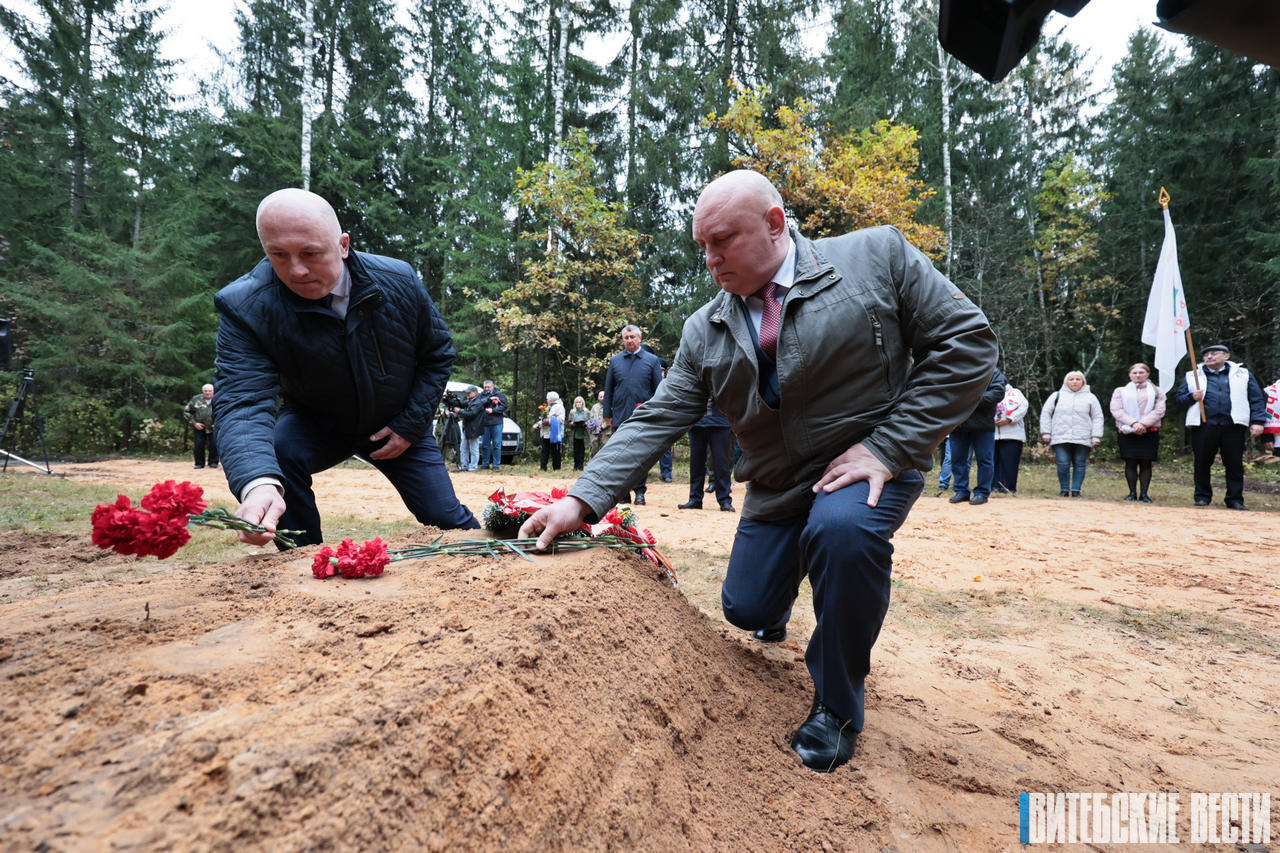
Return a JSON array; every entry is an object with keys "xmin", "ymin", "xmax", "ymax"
[
  {"xmin": 570, "ymin": 226, "xmax": 998, "ymax": 521},
  {"xmin": 184, "ymin": 394, "xmax": 215, "ymax": 429}
]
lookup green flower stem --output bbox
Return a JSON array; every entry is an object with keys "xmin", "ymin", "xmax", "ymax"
[{"xmin": 186, "ymin": 507, "xmax": 303, "ymax": 550}]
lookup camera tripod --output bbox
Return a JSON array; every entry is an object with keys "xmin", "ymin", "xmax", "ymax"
[{"xmin": 0, "ymin": 368, "xmax": 53, "ymax": 474}]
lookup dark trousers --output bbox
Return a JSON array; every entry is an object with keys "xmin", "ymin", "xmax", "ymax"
[
  {"xmin": 572, "ymin": 437, "xmax": 585, "ymax": 470},
  {"xmin": 1191, "ymin": 423, "xmax": 1248, "ymax": 503},
  {"xmin": 540, "ymin": 438, "xmax": 562, "ymax": 470},
  {"xmin": 993, "ymin": 439, "xmax": 1023, "ymax": 492},
  {"xmin": 688, "ymin": 426, "xmax": 732, "ymax": 505},
  {"xmin": 948, "ymin": 429, "xmax": 995, "ymax": 499},
  {"xmin": 720, "ymin": 471, "xmax": 923, "ymax": 731},
  {"xmin": 193, "ymin": 427, "xmax": 218, "ymax": 467},
  {"xmin": 274, "ymin": 411, "xmax": 479, "ymax": 546}
]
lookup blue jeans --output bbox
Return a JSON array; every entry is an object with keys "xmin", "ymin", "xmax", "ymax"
[
  {"xmin": 459, "ymin": 435, "xmax": 481, "ymax": 471},
  {"xmin": 480, "ymin": 422, "xmax": 504, "ymax": 469},
  {"xmin": 948, "ymin": 429, "xmax": 995, "ymax": 499},
  {"xmin": 274, "ymin": 410, "xmax": 479, "ymax": 546},
  {"xmin": 1052, "ymin": 443, "xmax": 1090, "ymax": 492},
  {"xmin": 720, "ymin": 471, "xmax": 924, "ymax": 731},
  {"xmin": 937, "ymin": 438, "xmax": 952, "ymax": 488}
]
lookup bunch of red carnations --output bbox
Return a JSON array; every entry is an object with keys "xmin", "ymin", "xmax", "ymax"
[
  {"xmin": 91, "ymin": 480, "xmax": 298, "ymax": 558},
  {"xmin": 310, "ymin": 537, "xmax": 390, "ymax": 579}
]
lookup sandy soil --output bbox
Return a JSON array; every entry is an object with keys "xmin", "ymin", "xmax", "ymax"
[{"xmin": 1, "ymin": 459, "xmax": 1277, "ymax": 851}]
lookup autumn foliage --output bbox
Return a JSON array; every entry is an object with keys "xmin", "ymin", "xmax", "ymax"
[{"xmin": 706, "ymin": 85, "xmax": 944, "ymax": 257}]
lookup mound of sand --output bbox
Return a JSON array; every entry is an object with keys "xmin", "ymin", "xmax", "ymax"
[{"xmin": 0, "ymin": 529, "xmax": 882, "ymax": 851}]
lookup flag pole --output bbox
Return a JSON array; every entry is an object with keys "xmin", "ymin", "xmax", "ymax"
[{"xmin": 1160, "ymin": 188, "xmax": 1206, "ymax": 421}]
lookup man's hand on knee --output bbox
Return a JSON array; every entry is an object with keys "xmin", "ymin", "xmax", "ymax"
[
  {"xmin": 235, "ymin": 484, "xmax": 286, "ymax": 545},
  {"xmin": 519, "ymin": 497, "xmax": 592, "ymax": 550},
  {"xmin": 813, "ymin": 442, "xmax": 892, "ymax": 507},
  {"xmin": 368, "ymin": 427, "xmax": 410, "ymax": 459}
]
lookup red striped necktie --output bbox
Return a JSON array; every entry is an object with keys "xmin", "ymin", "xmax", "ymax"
[{"xmin": 755, "ymin": 281, "xmax": 781, "ymax": 359}]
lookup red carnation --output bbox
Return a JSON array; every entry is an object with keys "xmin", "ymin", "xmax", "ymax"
[
  {"xmin": 135, "ymin": 513, "xmax": 192, "ymax": 559},
  {"xmin": 140, "ymin": 480, "xmax": 207, "ymax": 519},
  {"xmin": 355, "ymin": 538, "xmax": 389, "ymax": 577},
  {"xmin": 312, "ymin": 547, "xmax": 336, "ymax": 578},
  {"xmin": 91, "ymin": 495, "xmax": 145, "ymax": 556},
  {"xmin": 551, "ymin": 487, "xmax": 568, "ymax": 500}
]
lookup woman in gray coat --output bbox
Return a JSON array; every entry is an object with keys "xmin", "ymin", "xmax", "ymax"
[{"xmin": 1040, "ymin": 371, "xmax": 1104, "ymax": 497}]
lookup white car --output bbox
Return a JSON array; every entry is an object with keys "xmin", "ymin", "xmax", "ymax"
[{"xmin": 442, "ymin": 380, "xmax": 524, "ymax": 464}]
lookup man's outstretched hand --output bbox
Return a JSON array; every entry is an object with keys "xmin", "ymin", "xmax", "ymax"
[
  {"xmin": 235, "ymin": 483, "xmax": 286, "ymax": 545},
  {"xmin": 519, "ymin": 496, "xmax": 592, "ymax": 550},
  {"xmin": 812, "ymin": 442, "xmax": 893, "ymax": 507}
]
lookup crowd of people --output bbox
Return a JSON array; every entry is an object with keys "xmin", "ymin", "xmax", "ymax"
[
  {"xmin": 189, "ymin": 179, "xmax": 1275, "ymax": 778},
  {"xmin": 935, "ymin": 344, "xmax": 1272, "ymax": 509}
]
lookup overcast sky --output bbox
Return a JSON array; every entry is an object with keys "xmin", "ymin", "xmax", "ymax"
[{"xmin": 4, "ymin": 1, "xmax": 1178, "ymax": 103}]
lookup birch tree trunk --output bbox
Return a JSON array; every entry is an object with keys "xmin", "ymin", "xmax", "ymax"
[
  {"xmin": 936, "ymin": 40, "xmax": 954, "ymax": 279},
  {"xmin": 300, "ymin": 0, "xmax": 315, "ymax": 190}
]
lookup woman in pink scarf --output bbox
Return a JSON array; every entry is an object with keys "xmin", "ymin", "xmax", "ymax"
[{"xmin": 1109, "ymin": 363, "xmax": 1166, "ymax": 502}]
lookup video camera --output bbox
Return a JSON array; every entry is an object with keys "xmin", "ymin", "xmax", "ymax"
[{"xmin": 441, "ymin": 389, "xmax": 465, "ymax": 411}]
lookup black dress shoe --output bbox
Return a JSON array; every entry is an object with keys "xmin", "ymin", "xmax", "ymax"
[
  {"xmin": 1139, "ymin": 494, "xmax": 1153, "ymax": 503},
  {"xmin": 719, "ymin": 502, "xmax": 735, "ymax": 512},
  {"xmin": 753, "ymin": 627, "xmax": 786, "ymax": 643},
  {"xmin": 208, "ymin": 463, "xmax": 218, "ymax": 469},
  {"xmin": 1124, "ymin": 493, "xmax": 1137, "ymax": 501},
  {"xmin": 1194, "ymin": 499, "xmax": 1210, "ymax": 506},
  {"xmin": 1226, "ymin": 500, "xmax": 1247, "ymax": 510},
  {"xmin": 677, "ymin": 500, "xmax": 703, "ymax": 510},
  {"xmin": 706, "ymin": 484, "xmax": 715, "ymax": 493},
  {"xmin": 1070, "ymin": 491, "xmax": 1081, "ymax": 497},
  {"xmin": 948, "ymin": 492, "xmax": 969, "ymax": 503},
  {"xmin": 968, "ymin": 494, "xmax": 988, "ymax": 505},
  {"xmin": 661, "ymin": 476, "xmax": 673, "ymax": 483},
  {"xmin": 790, "ymin": 693, "xmax": 857, "ymax": 772},
  {"xmin": 193, "ymin": 464, "xmax": 204, "ymax": 469},
  {"xmin": 633, "ymin": 494, "xmax": 646, "ymax": 506}
]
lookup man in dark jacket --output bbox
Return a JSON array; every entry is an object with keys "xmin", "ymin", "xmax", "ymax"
[
  {"xmin": 213, "ymin": 188, "xmax": 478, "ymax": 546},
  {"xmin": 603, "ymin": 325, "xmax": 663, "ymax": 503},
  {"xmin": 946, "ymin": 367, "xmax": 1006, "ymax": 505},
  {"xmin": 679, "ymin": 401, "xmax": 734, "ymax": 511},
  {"xmin": 456, "ymin": 386, "xmax": 485, "ymax": 472},
  {"xmin": 477, "ymin": 379, "xmax": 509, "ymax": 470},
  {"xmin": 522, "ymin": 170, "xmax": 996, "ymax": 773}
]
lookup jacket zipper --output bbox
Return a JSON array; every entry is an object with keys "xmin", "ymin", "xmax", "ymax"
[
  {"xmin": 370, "ymin": 328, "xmax": 387, "ymax": 376},
  {"xmin": 869, "ymin": 308, "xmax": 891, "ymax": 388}
]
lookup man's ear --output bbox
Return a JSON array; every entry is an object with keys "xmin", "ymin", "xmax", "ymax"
[{"xmin": 766, "ymin": 205, "xmax": 787, "ymax": 238}]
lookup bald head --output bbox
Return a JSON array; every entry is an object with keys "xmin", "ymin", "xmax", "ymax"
[
  {"xmin": 691, "ymin": 170, "xmax": 789, "ymax": 296},
  {"xmin": 256, "ymin": 188, "xmax": 343, "ymax": 242},
  {"xmin": 256, "ymin": 188, "xmax": 350, "ymax": 300}
]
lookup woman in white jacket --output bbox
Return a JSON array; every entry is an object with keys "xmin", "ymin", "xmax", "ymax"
[
  {"xmin": 993, "ymin": 383, "xmax": 1029, "ymax": 493},
  {"xmin": 1040, "ymin": 371, "xmax": 1104, "ymax": 497}
]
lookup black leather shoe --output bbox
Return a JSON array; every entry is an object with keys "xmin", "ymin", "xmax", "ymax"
[
  {"xmin": 1060, "ymin": 490, "xmax": 1069, "ymax": 497},
  {"xmin": 1194, "ymin": 499, "xmax": 1210, "ymax": 507},
  {"xmin": 706, "ymin": 484, "xmax": 715, "ymax": 493},
  {"xmin": 677, "ymin": 500, "xmax": 702, "ymax": 510},
  {"xmin": 633, "ymin": 496, "xmax": 646, "ymax": 506},
  {"xmin": 1070, "ymin": 491, "xmax": 1081, "ymax": 497},
  {"xmin": 948, "ymin": 492, "xmax": 969, "ymax": 503},
  {"xmin": 1226, "ymin": 500, "xmax": 1247, "ymax": 510},
  {"xmin": 193, "ymin": 464, "xmax": 204, "ymax": 469},
  {"xmin": 969, "ymin": 494, "xmax": 988, "ymax": 505},
  {"xmin": 1139, "ymin": 494, "xmax": 1153, "ymax": 503},
  {"xmin": 1124, "ymin": 493, "xmax": 1137, "ymax": 501},
  {"xmin": 753, "ymin": 627, "xmax": 786, "ymax": 643},
  {"xmin": 790, "ymin": 693, "xmax": 857, "ymax": 772},
  {"xmin": 209, "ymin": 463, "xmax": 218, "ymax": 469},
  {"xmin": 661, "ymin": 476, "xmax": 673, "ymax": 483},
  {"xmin": 719, "ymin": 502, "xmax": 735, "ymax": 512}
]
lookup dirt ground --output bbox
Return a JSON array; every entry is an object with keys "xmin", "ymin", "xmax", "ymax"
[{"xmin": 1, "ymin": 459, "xmax": 1277, "ymax": 851}]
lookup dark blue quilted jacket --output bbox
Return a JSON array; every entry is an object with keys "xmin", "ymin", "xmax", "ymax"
[{"xmin": 212, "ymin": 250, "xmax": 454, "ymax": 499}]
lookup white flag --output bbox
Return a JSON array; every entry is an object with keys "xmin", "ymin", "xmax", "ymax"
[{"xmin": 1141, "ymin": 208, "xmax": 1191, "ymax": 393}]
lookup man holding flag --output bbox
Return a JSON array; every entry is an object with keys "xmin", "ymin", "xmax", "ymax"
[{"xmin": 1174, "ymin": 344, "xmax": 1266, "ymax": 510}]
